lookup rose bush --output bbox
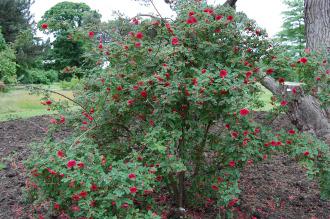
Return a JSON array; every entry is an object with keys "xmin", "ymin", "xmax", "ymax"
[{"xmin": 25, "ymin": 1, "xmax": 329, "ymax": 218}]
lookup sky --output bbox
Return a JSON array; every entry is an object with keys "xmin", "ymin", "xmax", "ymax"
[{"xmin": 30, "ymin": 0, "xmax": 287, "ymax": 37}]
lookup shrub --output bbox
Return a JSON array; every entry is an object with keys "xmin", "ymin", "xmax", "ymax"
[
  {"xmin": 0, "ymin": 47, "xmax": 17, "ymax": 84},
  {"xmin": 25, "ymin": 1, "xmax": 330, "ymax": 218},
  {"xmin": 24, "ymin": 68, "xmax": 58, "ymax": 84},
  {"xmin": 60, "ymin": 76, "xmax": 81, "ymax": 90}
]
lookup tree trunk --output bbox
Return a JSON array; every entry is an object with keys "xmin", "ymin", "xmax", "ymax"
[
  {"xmin": 224, "ymin": 0, "xmax": 330, "ymax": 145},
  {"xmin": 305, "ymin": 0, "xmax": 330, "ymax": 52}
]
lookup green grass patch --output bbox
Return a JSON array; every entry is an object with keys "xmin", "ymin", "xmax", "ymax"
[
  {"xmin": 0, "ymin": 84, "xmax": 73, "ymax": 121},
  {"xmin": 0, "ymin": 163, "xmax": 6, "ymax": 171},
  {"xmin": 257, "ymin": 85, "xmax": 274, "ymax": 111}
]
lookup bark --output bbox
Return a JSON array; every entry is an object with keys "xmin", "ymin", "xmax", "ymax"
[
  {"xmin": 305, "ymin": 0, "xmax": 330, "ymax": 52},
  {"xmin": 260, "ymin": 77, "xmax": 330, "ymax": 144}
]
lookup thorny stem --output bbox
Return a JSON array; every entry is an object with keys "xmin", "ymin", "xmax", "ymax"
[{"xmin": 194, "ymin": 121, "xmax": 212, "ymax": 176}]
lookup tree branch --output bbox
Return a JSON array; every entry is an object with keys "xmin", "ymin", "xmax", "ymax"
[{"xmin": 260, "ymin": 76, "xmax": 280, "ymax": 95}]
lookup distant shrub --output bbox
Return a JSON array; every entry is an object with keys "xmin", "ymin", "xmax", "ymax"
[
  {"xmin": 0, "ymin": 48, "xmax": 17, "ymax": 84},
  {"xmin": 24, "ymin": 68, "xmax": 58, "ymax": 84},
  {"xmin": 60, "ymin": 76, "xmax": 80, "ymax": 90}
]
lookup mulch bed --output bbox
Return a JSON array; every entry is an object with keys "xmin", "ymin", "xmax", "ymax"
[{"xmin": 0, "ymin": 115, "xmax": 329, "ymax": 218}]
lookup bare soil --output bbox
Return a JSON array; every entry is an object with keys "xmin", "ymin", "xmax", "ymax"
[{"xmin": 0, "ymin": 115, "xmax": 329, "ymax": 219}]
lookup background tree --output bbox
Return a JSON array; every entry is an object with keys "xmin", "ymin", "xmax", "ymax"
[
  {"xmin": 0, "ymin": 29, "xmax": 17, "ymax": 83},
  {"xmin": 13, "ymin": 29, "xmax": 47, "ymax": 82},
  {"xmin": 276, "ymin": 0, "xmax": 305, "ymax": 56},
  {"xmin": 39, "ymin": 2, "xmax": 102, "ymax": 80},
  {"xmin": 0, "ymin": 0, "xmax": 47, "ymax": 83},
  {"xmin": 0, "ymin": 0, "xmax": 33, "ymax": 43},
  {"xmin": 38, "ymin": 1, "xmax": 101, "ymax": 35}
]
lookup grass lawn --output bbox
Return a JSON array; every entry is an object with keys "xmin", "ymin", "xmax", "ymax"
[
  {"xmin": 0, "ymin": 84, "xmax": 73, "ymax": 121},
  {"xmin": 257, "ymin": 84, "xmax": 274, "ymax": 111}
]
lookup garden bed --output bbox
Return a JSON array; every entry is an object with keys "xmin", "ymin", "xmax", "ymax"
[{"xmin": 0, "ymin": 115, "xmax": 329, "ymax": 218}]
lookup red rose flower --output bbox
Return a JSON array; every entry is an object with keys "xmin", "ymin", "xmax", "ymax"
[
  {"xmin": 130, "ymin": 186, "xmax": 137, "ymax": 194},
  {"xmin": 127, "ymin": 99, "xmax": 134, "ymax": 106},
  {"xmin": 219, "ymin": 69, "xmax": 227, "ymax": 79},
  {"xmin": 288, "ymin": 129, "xmax": 295, "ymax": 135},
  {"xmin": 72, "ymin": 194, "xmax": 80, "ymax": 201},
  {"xmin": 171, "ymin": 37, "xmax": 179, "ymax": 46},
  {"xmin": 136, "ymin": 32, "xmax": 143, "ymax": 39},
  {"xmin": 54, "ymin": 203, "xmax": 60, "ymax": 210},
  {"xmin": 90, "ymin": 200, "xmax": 96, "ymax": 207},
  {"xmin": 227, "ymin": 15, "xmax": 234, "ymax": 21},
  {"xmin": 77, "ymin": 162, "xmax": 84, "ymax": 168},
  {"xmin": 67, "ymin": 160, "xmax": 76, "ymax": 168},
  {"xmin": 215, "ymin": 15, "xmax": 223, "ymax": 20},
  {"xmin": 131, "ymin": 18, "xmax": 139, "ymax": 25},
  {"xmin": 292, "ymin": 87, "xmax": 297, "ymax": 94},
  {"xmin": 203, "ymin": 8, "xmax": 213, "ymax": 14},
  {"xmin": 57, "ymin": 150, "xmax": 64, "ymax": 158},
  {"xmin": 239, "ymin": 108, "xmax": 250, "ymax": 116},
  {"xmin": 245, "ymin": 71, "xmax": 252, "ymax": 78},
  {"xmin": 121, "ymin": 203, "xmax": 129, "ymax": 208},
  {"xmin": 88, "ymin": 31, "xmax": 94, "ymax": 38},
  {"xmin": 201, "ymin": 69, "xmax": 206, "ymax": 74},
  {"xmin": 278, "ymin": 77, "xmax": 285, "ymax": 84},
  {"xmin": 231, "ymin": 131, "xmax": 239, "ymax": 139},
  {"xmin": 140, "ymin": 90, "xmax": 147, "ymax": 98},
  {"xmin": 46, "ymin": 100, "xmax": 52, "ymax": 105},
  {"xmin": 90, "ymin": 183, "xmax": 98, "ymax": 191},
  {"xmin": 266, "ymin": 68, "xmax": 274, "ymax": 75},
  {"xmin": 211, "ymin": 185, "xmax": 219, "ymax": 191},
  {"xmin": 192, "ymin": 78, "xmax": 198, "ymax": 86},
  {"xmin": 299, "ymin": 57, "xmax": 308, "ymax": 64},
  {"xmin": 228, "ymin": 198, "xmax": 238, "ymax": 207},
  {"xmin": 280, "ymin": 100, "xmax": 288, "ymax": 106},
  {"xmin": 135, "ymin": 42, "xmax": 141, "ymax": 48},
  {"xmin": 117, "ymin": 85, "xmax": 123, "ymax": 91},
  {"xmin": 303, "ymin": 151, "xmax": 310, "ymax": 156},
  {"xmin": 98, "ymin": 43, "xmax": 103, "ymax": 49},
  {"xmin": 186, "ymin": 16, "xmax": 198, "ymax": 24},
  {"xmin": 229, "ymin": 160, "xmax": 236, "ymax": 167},
  {"xmin": 41, "ymin": 23, "xmax": 48, "ymax": 29},
  {"xmin": 128, "ymin": 173, "xmax": 136, "ymax": 179},
  {"xmin": 71, "ymin": 205, "xmax": 80, "ymax": 212},
  {"xmin": 79, "ymin": 191, "xmax": 88, "ymax": 198}
]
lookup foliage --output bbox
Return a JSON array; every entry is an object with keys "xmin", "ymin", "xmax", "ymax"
[
  {"xmin": 38, "ymin": 1, "xmax": 101, "ymax": 34},
  {"xmin": 39, "ymin": 2, "xmax": 102, "ymax": 79},
  {"xmin": 24, "ymin": 68, "xmax": 58, "ymax": 84},
  {"xmin": 14, "ymin": 29, "xmax": 46, "ymax": 80},
  {"xmin": 0, "ymin": 0, "xmax": 33, "ymax": 43},
  {"xmin": 0, "ymin": 30, "xmax": 16, "ymax": 84},
  {"xmin": 275, "ymin": 0, "xmax": 305, "ymax": 57},
  {"xmin": 60, "ymin": 76, "xmax": 81, "ymax": 90},
  {"xmin": 25, "ymin": 1, "xmax": 330, "ymax": 218}
]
